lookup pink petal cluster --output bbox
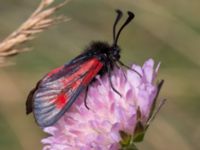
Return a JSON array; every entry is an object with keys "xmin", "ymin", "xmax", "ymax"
[{"xmin": 42, "ymin": 59, "xmax": 160, "ymax": 150}]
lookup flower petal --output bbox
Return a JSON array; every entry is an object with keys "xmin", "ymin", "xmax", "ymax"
[{"xmin": 42, "ymin": 59, "xmax": 161, "ymax": 150}]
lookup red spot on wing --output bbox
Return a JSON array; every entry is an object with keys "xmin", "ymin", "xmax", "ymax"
[{"xmin": 56, "ymin": 92, "xmax": 68, "ymax": 109}]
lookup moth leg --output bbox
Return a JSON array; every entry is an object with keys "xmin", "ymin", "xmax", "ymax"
[
  {"xmin": 108, "ymin": 64, "xmax": 122, "ymax": 97},
  {"xmin": 84, "ymin": 86, "xmax": 90, "ymax": 110},
  {"xmin": 115, "ymin": 62, "xmax": 127, "ymax": 81},
  {"xmin": 118, "ymin": 60, "xmax": 142, "ymax": 78}
]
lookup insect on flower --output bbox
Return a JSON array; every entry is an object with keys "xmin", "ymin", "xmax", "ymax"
[{"xmin": 26, "ymin": 9, "xmax": 141, "ymax": 127}]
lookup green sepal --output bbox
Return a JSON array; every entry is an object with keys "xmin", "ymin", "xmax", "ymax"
[
  {"xmin": 119, "ymin": 130, "xmax": 132, "ymax": 147},
  {"xmin": 133, "ymin": 130, "xmax": 146, "ymax": 142},
  {"xmin": 133, "ymin": 121, "xmax": 146, "ymax": 142},
  {"xmin": 119, "ymin": 130, "xmax": 139, "ymax": 150},
  {"xmin": 132, "ymin": 107, "xmax": 146, "ymax": 142},
  {"xmin": 120, "ymin": 143, "xmax": 138, "ymax": 150}
]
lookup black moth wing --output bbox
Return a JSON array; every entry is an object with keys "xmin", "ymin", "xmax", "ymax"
[{"xmin": 26, "ymin": 52, "xmax": 103, "ymax": 127}]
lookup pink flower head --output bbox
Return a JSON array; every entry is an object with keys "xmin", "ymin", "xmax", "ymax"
[{"xmin": 42, "ymin": 59, "xmax": 163, "ymax": 150}]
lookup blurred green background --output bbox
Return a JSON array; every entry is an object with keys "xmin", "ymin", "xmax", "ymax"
[{"xmin": 0, "ymin": 0, "xmax": 200, "ymax": 149}]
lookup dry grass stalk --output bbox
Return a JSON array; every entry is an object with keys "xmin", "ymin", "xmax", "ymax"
[{"xmin": 0, "ymin": 0, "xmax": 70, "ymax": 67}]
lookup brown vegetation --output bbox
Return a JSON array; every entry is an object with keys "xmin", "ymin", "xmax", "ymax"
[{"xmin": 0, "ymin": 0, "xmax": 70, "ymax": 66}]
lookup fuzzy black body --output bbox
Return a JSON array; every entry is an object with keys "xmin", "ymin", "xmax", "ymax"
[{"xmin": 82, "ymin": 41, "xmax": 121, "ymax": 76}]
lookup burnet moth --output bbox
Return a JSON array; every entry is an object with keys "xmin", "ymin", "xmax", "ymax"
[{"xmin": 26, "ymin": 9, "xmax": 140, "ymax": 127}]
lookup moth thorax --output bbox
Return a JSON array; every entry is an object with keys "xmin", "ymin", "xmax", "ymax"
[{"xmin": 110, "ymin": 45, "xmax": 121, "ymax": 61}]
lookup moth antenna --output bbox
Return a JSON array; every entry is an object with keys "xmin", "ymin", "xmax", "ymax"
[
  {"xmin": 113, "ymin": 9, "xmax": 123, "ymax": 45},
  {"xmin": 114, "ymin": 11, "xmax": 135, "ymax": 45}
]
